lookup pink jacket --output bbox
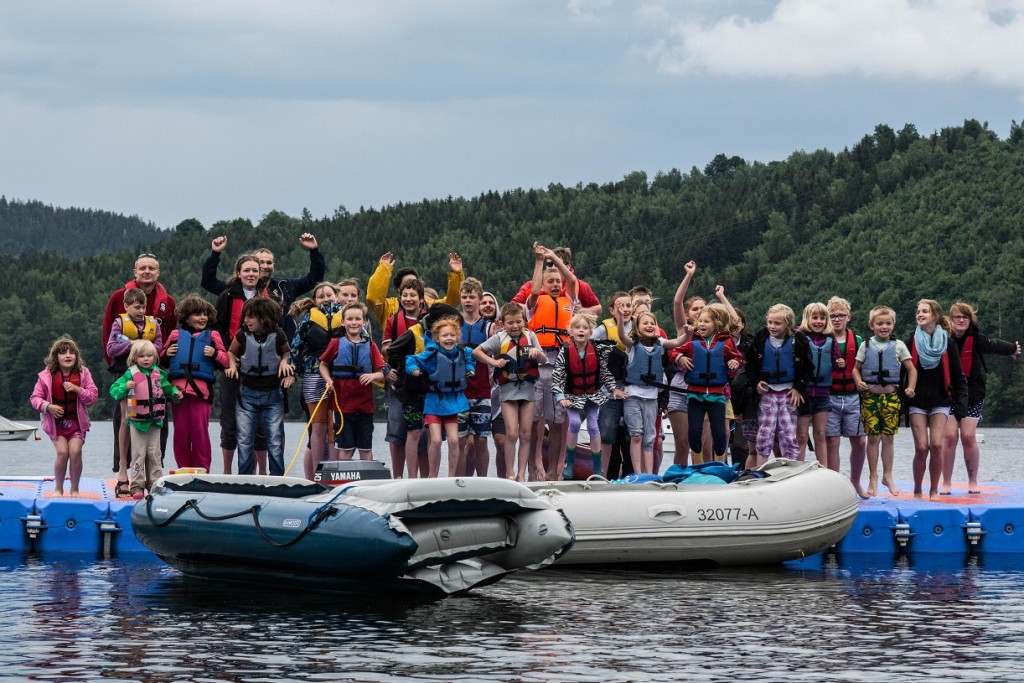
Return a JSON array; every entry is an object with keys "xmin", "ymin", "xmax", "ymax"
[{"xmin": 29, "ymin": 366, "xmax": 99, "ymax": 441}]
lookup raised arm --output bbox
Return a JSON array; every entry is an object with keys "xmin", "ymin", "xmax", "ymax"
[
  {"xmin": 441, "ymin": 252, "xmax": 466, "ymax": 307},
  {"xmin": 200, "ymin": 236, "xmax": 229, "ymax": 296},
  {"xmin": 526, "ymin": 243, "xmax": 546, "ymax": 309},
  {"xmin": 366, "ymin": 252, "xmax": 395, "ymax": 325},
  {"xmin": 672, "ymin": 260, "xmax": 696, "ymax": 331}
]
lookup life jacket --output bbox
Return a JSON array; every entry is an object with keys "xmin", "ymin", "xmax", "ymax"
[
  {"xmin": 807, "ymin": 335, "xmax": 835, "ymax": 389},
  {"xmin": 910, "ymin": 338, "xmax": 952, "ymax": 394},
  {"xmin": 958, "ymin": 333, "xmax": 975, "ymax": 378},
  {"xmin": 830, "ymin": 329, "xmax": 859, "ymax": 394},
  {"xmin": 461, "ymin": 318, "xmax": 490, "ymax": 349},
  {"xmin": 428, "ymin": 348, "xmax": 467, "ymax": 395},
  {"xmin": 685, "ymin": 336, "xmax": 729, "ymax": 388},
  {"xmin": 331, "ymin": 336, "xmax": 373, "ymax": 379},
  {"xmin": 760, "ymin": 337, "xmax": 796, "ymax": 384},
  {"xmin": 308, "ymin": 306, "xmax": 345, "ymax": 338},
  {"xmin": 385, "ymin": 310, "xmax": 417, "ymax": 343},
  {"xmin": 601, "ymin": 317, "xmax": 626, "ymax": 352},
  {"xmin": 625, "ymin": 341, "xmax": 664, "ymax": 387},
  {"xmin": 118, "ymin": 314, "xmax": 158, "ymax": 342},
  {"xmin": 565, "ymin": 342, "xmax": 601, "ymax": 394},
  {"xmin": 860, "ymin": 339, "xmax": 901, "ymax": 386},
  {"xmin": 129, "ymin": 365, "xmax": 166, "ymax": 422},
  {"xmin": 529, "ymin": 294, "xmax": 572, "ymax": 349},
  {"xmin": 495, "ymin": 332, "xmax": 539, "ymax": 385},
  {"xmin": 169, "ymin": 329, "xmax": 216, "ymax": 385},
  {"xmin": 228, "ymin": 297, "xmax": 246, "ymax": 339},
  {"xmin": 51, "ymin": 371, "xmax": 81, "ymax": 418},
  {"xmin": 239, "ymin": 331, "xmax": 279, "ymax": 378}
]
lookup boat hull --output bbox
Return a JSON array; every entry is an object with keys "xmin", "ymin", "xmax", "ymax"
[
  {"xmin": 528, "ymin": 459, "xmax": 858, "ymax": 566},
  {"xmin": 133, "ymin": 475, "xmax": 574, "ymax": 594}
]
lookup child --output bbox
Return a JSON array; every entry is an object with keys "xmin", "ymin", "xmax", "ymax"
[
  {"xmin": 797, "ymin": 302, "xmax": 842, "ymax": 469},
  {"xmin": 473, "ymin": 302, "xmax": 545, "ymax": 481},
  {"xmin": 852, "ymin": 305, "xmax": 917, "ymax": 497},
  {"xmin": 225, "ymin": 297, "xmax": 294, "ymax": 476},
  {"xmin": 460, "ymin": 277, "xmax": 494, "ymax": 476},
  {"xmin": 593, "ymin": 291, "xmax": 632, "ymax": 477},
  {"xmin": 291, "ymin": 283, "xmax": 344, "ymax": 478},
  {"xmin": 552, "ymin": 313, "xmax": 622, "ymax": 479},
  {"xmin": 674, "ymin": 303, "xmax": 742, "ymax": 463},
  {"xmin": 380, "ymin": 278, "xmax": 423, "ymax": 477},
  {"xmin": 744, "ymin": 304, "xmax": 812, "ymax": 466},
  {"xmin": 408, "ymin": 315, "xmax": 477, "ymax": 477},
  {"xmin": 110, "ymin": 340, "xmax": 182, "ymax": 498},
  {"xmin": 163, "ymin": 294, "xmax": 229, "ymax": 473},
  {"xmin": 943, "ymin": 301, "xmax": 1020, "ymax": 494},
  {"xmin": 905, "ymin": 299, "xmax": 967, "ymax": 500},
  {"xmin": 319, "ymin": 302, "xmax": 387, "ymax": 462},
  {"xmin": 824, "ymin": 297, "xmax": 868, "ymax": 497},
  {"xmin": 527, "ymin": 243, "xmax": 578, "ymax": 480},
  {"xmin": 106, "ymin": 287, "xmax": 164, "ymax": 495},
  {"xmin": 30, "ymin": 336, "xmax": 99, "ymax": 497},
  {"xmin": 620, "ymin": 310, "xmax": 688, "ymax": 474}
]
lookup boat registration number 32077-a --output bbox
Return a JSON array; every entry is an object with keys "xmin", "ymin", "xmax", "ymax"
[{"xmin": 697, "ymin": 507, "xmax": 759, "ymax": 522}]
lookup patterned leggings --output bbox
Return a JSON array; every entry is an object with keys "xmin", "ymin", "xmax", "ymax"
[{"xmin": 756, "ymin": 391, "xmax": 799, "ymax": 459}]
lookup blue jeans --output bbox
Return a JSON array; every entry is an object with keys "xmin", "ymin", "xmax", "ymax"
[{"xmin": 236, "ymin": 385, "xmax": 285, "ymax": 475}]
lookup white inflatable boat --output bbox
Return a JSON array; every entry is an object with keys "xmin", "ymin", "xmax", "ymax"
[
  {"xmin": 134, "ymin": 475, "xmax": 574, "ymax": 595},
  {"xmin": 528, "ymin": 459, "xmax": 858, "ymax": 566}
]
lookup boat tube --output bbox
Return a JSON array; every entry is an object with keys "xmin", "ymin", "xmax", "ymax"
[
  {"xmin": 528, "ymin": 459, "xmax": 858, "ymax": 566},
  {"xmin": 132, "ymin": 474, "xmax": 574, "ymax": 595}
]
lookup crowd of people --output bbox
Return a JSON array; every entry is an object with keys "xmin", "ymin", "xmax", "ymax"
[{"xmin": 28, "ymin": 234, "xmax": 1020, "ymax": 502}]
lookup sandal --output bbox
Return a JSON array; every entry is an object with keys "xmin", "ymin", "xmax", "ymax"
[{"xmin": 115, "ymin": 480, "xmax": 130, "ymax": 498}]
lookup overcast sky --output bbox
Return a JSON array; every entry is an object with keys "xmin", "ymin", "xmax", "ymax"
[{"xmin": 2, "ymin": 0, "xmax": 1023, "ymax": 229}]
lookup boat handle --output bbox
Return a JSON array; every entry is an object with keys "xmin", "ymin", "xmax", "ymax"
[{"xmin": 648, "ymin": 504, "xmax": 687, "ymax": 524}]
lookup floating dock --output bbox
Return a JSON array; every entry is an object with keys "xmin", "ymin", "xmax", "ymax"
[{"xmin": 3, "ymin": 476, "xmax": 1024, "ymax": 560}]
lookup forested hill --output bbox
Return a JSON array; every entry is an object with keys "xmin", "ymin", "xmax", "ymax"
[
  {"xmin": 0, "ymin": 197, "xmax": 169, "ymax": 257},
  {"xmin": 2, "ymin": 118, "xmax": 1024, "ymax": 422}
]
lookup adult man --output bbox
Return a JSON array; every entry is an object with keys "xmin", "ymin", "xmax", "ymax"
[
  {"xmin": 101, "ymin": 253, "xmax": 177, "ymax": 475},
  {"xmin": 201, "ymin": 233, "xmax": 325, "ymax": 338}
]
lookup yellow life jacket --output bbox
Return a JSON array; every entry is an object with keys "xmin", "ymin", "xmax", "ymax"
[
  {"xmin": 308, "ymin": 307, "xmax": 344, "ymax": 336},
  {"xmin": 119, "ymin": 314, "xmax": 158, "ymax": 342},
  {"xmin": 602, "ymin": 317, "xmax": 626, "ymax": 352}
]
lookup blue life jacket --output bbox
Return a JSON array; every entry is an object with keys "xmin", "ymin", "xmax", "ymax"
[
  {"xmin": 169, "ymin": 329, "xmax": 216, "ymax": 383},
  {"xmin": 428, "ymin": 348, "xmax": 467, "ymax": 394},
  {"xmin": 685, "ymin": 337, "xmax": 729, "ymax": 387},
  {"xmin": 239, "ymin": 331, "xmax": 278, "ymax": 377},
  {"xmin": 332, "ymin": 336, "xmax": 372, "ymax": 379},
  {"xmin": 625, "ymin": 341, "xmax": 663, "ymax": 386},
  {"xmin": 760, "ymin": 338, "xmax": 796, "ymax": 384},
  {"xmin": 461, "ymin": 318, "xmax": 490, "ymax": 349},
  {"xmin": 807, "ymin": 337, "xmax": 834, "ymax": 388},
  {"xmin": 860, "ymin": 340, "xmax": 900, "ymax": 386}
]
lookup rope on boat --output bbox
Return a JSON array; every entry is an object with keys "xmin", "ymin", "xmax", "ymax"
[
  {"xmin": 144, "ymin": 496, "xmax": 338, "ymax": 548},
  {"xmin": 283, "ymin": 385, "xmax": 335, "ymax": 477}
]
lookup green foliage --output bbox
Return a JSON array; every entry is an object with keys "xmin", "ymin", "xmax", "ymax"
[{"xmin": 3, "ymin": 118, "xmax": 1024, "ymax": 423}]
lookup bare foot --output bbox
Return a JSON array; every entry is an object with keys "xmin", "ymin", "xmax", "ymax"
[
  {"xmin": 939, "ymin": 486, "xmax": 952, "ymax": 495},
  {"xmin": 882, "ymin": 476, "xmax": 900, "ymax": 497},
  {"xmin": 853, "ymin": 483, "xmax": 872, "ymax": 500},
  {"xmin": 929, "ymin": 492, "xmax": 941, "ymax": 502},
  {"xmin": 53, "ymin": 489, "xmax": 63, "ymax": 497},
  {"xmin": 69, "ymin": 490, "xmax": 80, "ymax": 497},
  {"xmin": 867, "ymin": 475, "xmax": 878, "ymax": 497},
  {"xmin": 968, "ymin": 481, "xmax": 981, "ymax": 494},
  {"xmin": 913, "ymin": 491, "xmax": 924, "ymax": 500}
]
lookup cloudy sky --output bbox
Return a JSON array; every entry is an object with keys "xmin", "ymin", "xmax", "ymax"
[{"xmin": 2, "ymin": 0, "xmax": 1023, "ymax": 229}]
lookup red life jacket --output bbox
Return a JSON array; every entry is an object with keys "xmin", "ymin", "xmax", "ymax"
[
  {"xmin": 51, "ymin": 371, "xmax": 81, "ymax": 418},
  {"xmin": 565, "ymin": 342, "xmax": 601, "ymax": 395},
  {"xmin": 386, "ymin": 311, "xmax": 417, "ymax": 343},
  {"xmin": 958, "ymin": 333, "xmax": 975, "ymax": 378},
  {"xmin": 830, "ymin": 329, "xmax": 859, "ymax": 394}
]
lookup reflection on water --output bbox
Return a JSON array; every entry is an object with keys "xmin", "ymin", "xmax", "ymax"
[{"xmin": 3, "ymin": 554, "xmax": 1024, "ymax": 682}]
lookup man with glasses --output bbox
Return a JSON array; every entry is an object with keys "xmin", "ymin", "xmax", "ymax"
[{"xmin": 101, "ymin": 253, "xmax": 178, "ymax": 477}]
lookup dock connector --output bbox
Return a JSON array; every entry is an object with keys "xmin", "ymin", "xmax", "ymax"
[
  {"xmin": 964, "ymin": 521, "xmax": 986, "ymax": 547},
  {"xmin": 892, "ymin": 522, "xmax": 914, "ymax": 549},
  {"xmin": 95, "ymin": 516, "xmax": 123, "ymax": 558},
  {"xmin": 21, "ymin": 513, "xmax": 48, "ymax": 543}
]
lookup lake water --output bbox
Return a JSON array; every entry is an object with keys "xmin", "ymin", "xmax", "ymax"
[{"xmin": 2, "ymin": 425, "xmax": 1024, "ymax": 681}]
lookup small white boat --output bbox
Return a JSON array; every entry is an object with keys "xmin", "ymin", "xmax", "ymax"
[
  {"xmin": 133, "ymin": 474, "xmax": 575, "ymax": 595},
  {"xmin": 528, "ymin": 459, "xmax": 858, "ymax": 566},
  {"xmin": 0, "ymin": 416, "xmax": 36, "ymax": 441}
]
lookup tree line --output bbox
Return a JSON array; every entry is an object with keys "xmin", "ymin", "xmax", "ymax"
[{"xmin": 1, "ymin": 118, "xmax": 1023, "ymax": 422}]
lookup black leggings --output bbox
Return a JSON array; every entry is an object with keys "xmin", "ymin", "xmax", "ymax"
[{"xmin": 687, "ymin": 396, "xmax": 727, "ymax": 457}]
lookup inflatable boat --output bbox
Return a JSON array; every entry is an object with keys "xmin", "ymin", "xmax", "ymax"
[
  {"xmin": 132, "ymin": 474, "xmax": 574, "ymax": 595},
  {"xmin": 528, "ymin": 459, "xmax": 858, "ymax": 566}
]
